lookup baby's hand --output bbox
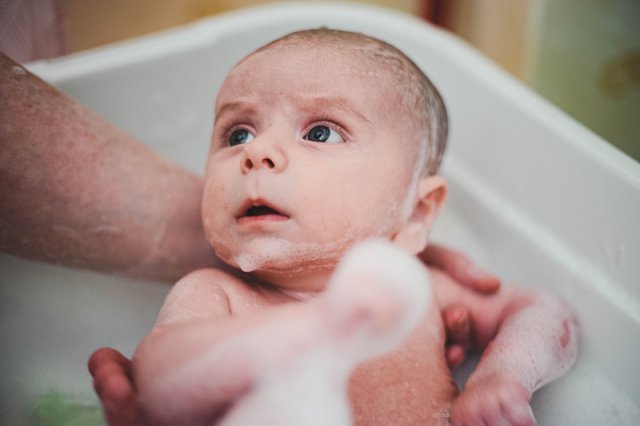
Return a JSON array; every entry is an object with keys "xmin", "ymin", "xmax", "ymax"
[{"xmin": 449, "ymin": 377, "xmax": 535, "ymax": 426}]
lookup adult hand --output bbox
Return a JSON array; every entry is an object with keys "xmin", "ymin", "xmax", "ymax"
[
  {"xmin": 419, "ymin": 243, "xmax": 501, "ymax": 367},
  {"xmin": 89, "ymin": 348, "xmax": 146, "ymax": 426}
]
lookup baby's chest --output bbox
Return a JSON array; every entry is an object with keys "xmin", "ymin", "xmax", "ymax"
[{"xmin": 348, "ymin": 304, "xmax": 456, "ymax": 426}]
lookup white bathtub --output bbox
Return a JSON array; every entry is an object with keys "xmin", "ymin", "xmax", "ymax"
[{"xmin": 2, "ymin": 3, "xmax": 639, "ymax": 424}]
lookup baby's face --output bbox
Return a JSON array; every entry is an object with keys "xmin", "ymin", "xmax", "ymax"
[{"xmin": 202, "ymin": 43, "xmax": 421, "ymax": 290}]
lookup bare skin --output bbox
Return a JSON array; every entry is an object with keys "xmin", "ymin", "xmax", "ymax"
[
  {"xmin": 0, "ymin": 52, "xmax": 216, "ymax": 282},
  {"xmin": 433, "ymin": 269, "xmax": 577, "ymax": 425},
  {"xmin": 0, "ymin": 50, "xmax": 500, "ymax": 424},
  {"xmin": 88, "ymin": 246, "xmax": 499, "ymax": 426},
  {"xmin": 131, "ymin": 243, "xmax": 576, "ymax": 426},
  {"xmin": 3, "ymin": 30, "xmax": 577, "ymax": 422},
  {"xmin": 127, "ymin": 33, "xmax": 577, "ymax": 426},
  {"xmin": 133, "ymin": 241, "xmax": 454, "ymax": 426}
]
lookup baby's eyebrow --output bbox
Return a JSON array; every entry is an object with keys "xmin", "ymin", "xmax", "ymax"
[
  {"xmin": 214, "ymin": 101, "xmax": 256, "ymax": 123},
  {"xmin": 214, "ymin": 96, "xmax": 372, "ymax": 125},
  {"xmin": 303, "ymin": 96, "xmax": 372, "ymax": 125}
]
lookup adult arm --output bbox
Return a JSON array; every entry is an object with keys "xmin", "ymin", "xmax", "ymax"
[
  {"xmin": 0, "ymin": 52, "xmax": 217, "ymax": 281},
  {"xmin": 419, "ymin": 243, "xmax": 500, "ymax": 294}
]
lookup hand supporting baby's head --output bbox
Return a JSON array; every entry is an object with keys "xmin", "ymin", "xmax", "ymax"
[{"xmin": 201, "ymin": 29, "xmax": 449, "ymax": 291}]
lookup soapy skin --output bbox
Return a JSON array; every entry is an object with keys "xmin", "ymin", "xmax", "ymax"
[
  {"xmin": 133, "ymin": 241, "xmax": 577, "ymax": 426},
  {"xmin": 206, "ymin": 241, "xmax": 431, "ymax": 426},
  {"xmin": 134, "ymin": 240, "xmax": 454, "ymax": 426},
  {"xmin": 436, "ymin": 271, "xmax": 578, "ymax": 426},
  {"xmin": 132, "ymin": 32, "xmax": 577, "ymax": 426}
]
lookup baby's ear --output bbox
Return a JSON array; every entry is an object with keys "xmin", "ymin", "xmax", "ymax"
[{"xmin": 392, "ymin": 176, "xmax": 447, "ymax": 254}]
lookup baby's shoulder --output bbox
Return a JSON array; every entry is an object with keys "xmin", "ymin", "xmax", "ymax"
[
  {"xmin": 156, "ymin": 268, "xmax": 271, "ymax": 325},
  {"xmin": 153, "ymin": 268, "xmax": 237, "ymax": 325},
  {"xmin": 173, "ymin": 267, "xmax": 255, "ymax": 300},
  {"xmin": 174, "ymin": 268, "xmax": 288, "ymax": 315},
  {"xmin": 173, "ymin": 267, "xmax": 240, "ymax": 294}
]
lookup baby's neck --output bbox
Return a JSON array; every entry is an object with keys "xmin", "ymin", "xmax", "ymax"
[
  {"xmin": 225, "ymin": 264, "xmax": 333, "ymax": 300},
  {"xmin": 215, "ymin": 235, "xmax": 384, "ymax": 297},
  {"xmin": 276, "ymin": 287, "xmax": 321, "ymax": 301}
]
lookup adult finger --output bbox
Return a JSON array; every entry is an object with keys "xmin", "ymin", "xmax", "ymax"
[
  {"xmin": 420, "ymin": 244, "xmax": 500, "ymax": 294},
  {"xmin": 89, "ymin": 348, "xmax": 146, "ymax": 425},
  {"xmin": 88, "ymin": 347, "xmax": 132, "ymax": 380},
  {"xmin": 100, "ymin": 373, "xmax": 146, "ymax": 426},
  {"xmin": 442, "ymin": 304, "xmax": 472, "ymax": 348},
  {"xmin": 446, "ymin": 344, "xmax": 466, "ymax": 368}
]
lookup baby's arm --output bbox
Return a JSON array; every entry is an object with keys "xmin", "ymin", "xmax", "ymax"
[
  {"xmin": 433, "ymin": 271, "xmax": 578, "ymax": 425},
  {"xmin": 132, "ymin": 268, "xmax": 359, "ymax": 426},
  {"xmin": 134, "ymin": 241, "xmax": 430, "ymax": 426},
  {"xmin": 133, "ymin": 268, "xmax": 320, "ymax": 425},
  {"xmin": 132, "ymin": 268, "xmax": 240, "ymax": 424}
]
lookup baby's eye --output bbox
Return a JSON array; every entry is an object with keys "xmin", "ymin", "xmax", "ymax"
[
  {"xmin": 303, "ymin": 125, "xmax": 344, "ymax": 144},
  {"xmin": 228, "ymin": 129, "xmax": 255, "ymax": 146}
]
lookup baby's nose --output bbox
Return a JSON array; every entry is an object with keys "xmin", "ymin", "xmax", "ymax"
[{"xmin": 240, "ymin": 138, "xmax": 288, "ymax": 174}]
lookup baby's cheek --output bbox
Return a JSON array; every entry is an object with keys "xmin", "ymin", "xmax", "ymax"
[
  {"xmin": 201, "ymin": 184, "xmax": 226, "ymax": 236},
  {"xmin": 202, "ymin": 216, "xmax": 214, "ymax": 242},
  {"xmin": 202, "ymin": 176, "xmax": 226, "ymax": 208},
  {"xmin": 560, "ymin": 318, "xmax": 571, "ymax": 348}
]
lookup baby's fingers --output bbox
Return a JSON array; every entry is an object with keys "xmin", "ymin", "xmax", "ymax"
[
  {"xmin": 451, "ymin": 404, "xmax": 534, "ymax": 426},
  {"xmin": 450, "ymin": 380, "xmax": 534, "ymax": 426}
]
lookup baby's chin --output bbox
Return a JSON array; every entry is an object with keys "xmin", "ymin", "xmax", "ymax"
[{"xmin": 212, "ymin": 236, "xmax": 350, "ymax": 277}]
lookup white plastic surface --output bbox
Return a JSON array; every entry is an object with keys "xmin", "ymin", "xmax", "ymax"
[{"xmin": 1, "ymin": 3, "xmax": 639, "ymax": 424}]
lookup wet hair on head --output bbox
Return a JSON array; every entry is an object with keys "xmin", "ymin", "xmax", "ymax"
[{"xmin": 250, "ymin": 28, "xmax": 448, "ymax": 176}]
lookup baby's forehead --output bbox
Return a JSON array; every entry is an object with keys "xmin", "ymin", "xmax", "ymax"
[
  {"xmin": 222, "ymin": 42, "xmax": 403, "ymax": 103},
  {"xmin": 242, "ymin": 39, "xmax": 395, "ymax": 76},
  {"xmin": 219, "ymin": 37, "xmax": 422, "ymax": 134}
]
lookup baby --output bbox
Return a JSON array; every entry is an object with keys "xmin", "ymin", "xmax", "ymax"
[{"xmin": 131, "ymin": 29, "xmax": 577, "ymax": 426}]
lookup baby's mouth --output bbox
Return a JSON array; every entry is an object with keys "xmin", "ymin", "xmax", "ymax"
[
  {"xmin": 245, "ymin": 205, "xmax": 281, "ymax": 217},
  {"xmin": 237, "ymin": 201, "xmax": 290, "ymax": 223}
]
